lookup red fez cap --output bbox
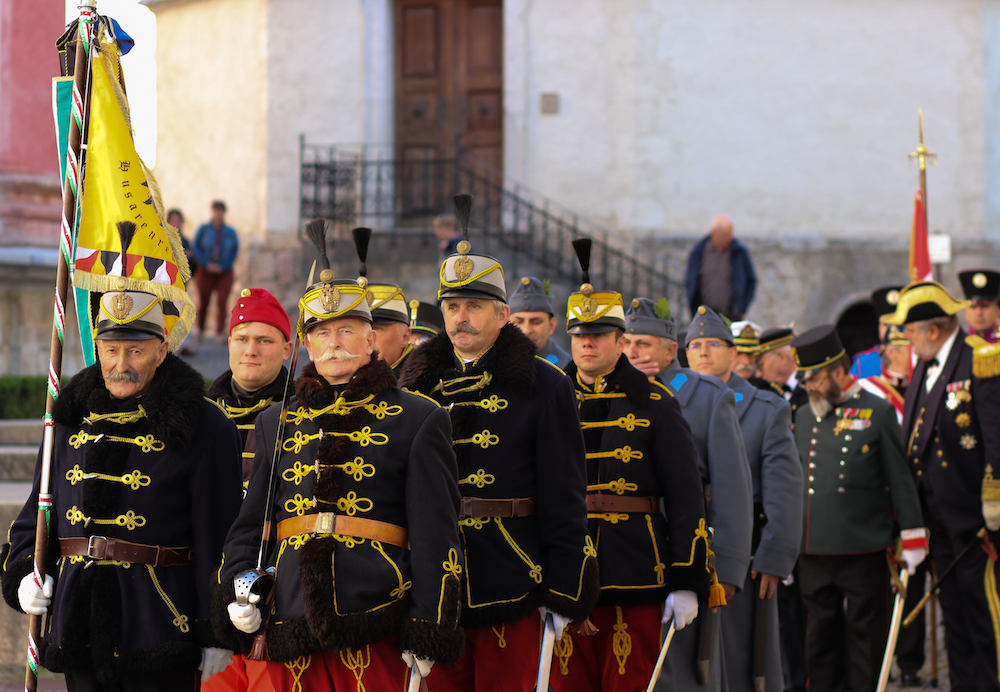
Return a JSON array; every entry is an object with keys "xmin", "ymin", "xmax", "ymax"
[{"xmin": 230, "ymin": 288, "xmax": 291, "ymax": 341}]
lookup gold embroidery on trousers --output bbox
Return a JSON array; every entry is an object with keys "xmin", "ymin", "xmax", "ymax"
[
  {"xmin": 612, "ymin": 606, "xmax": 632, "ymax": 675},
  {"xmin": 555, "ymin": 628, "xmax": 574, "ymax": 675},
  {"xmin": 339, "ymin": 645, "xmax": 371, "ymax": 692},
  {"xmin": 284, "ymin": 655, "xmax": 311, "ymax": 692}
]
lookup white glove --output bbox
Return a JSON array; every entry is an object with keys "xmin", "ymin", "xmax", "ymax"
[
  {"xmin": 539, "ymin": 606, "xmax": 571, "ymax": 637},
  {"xmin": 902, "ymin": 548, "xmax": 927, "ymax": 575},
  {"xmin": 198, "ymin": 647, "xmax": 235, "ymax": 681},
  {"xmin": 984, "ymin": 500, "xmax": 1000, "ymax": 532},
  {"xmin": 662, "ymin": 590, "xmax": 699, "ymax": 630},
  {"xmin": 227, "ymin": 591, "xmax": 262, "ymax": 634},
  {"xmin": 900, "ymin": 527, "xmax": 929, "ymax": 575},
  {"xmin": 402, "ymin": 651, "xmax": 434, "ymax": 678},
  {"xmin": 18, "ymin": 574, "xmax": 53, "ymax": 616}
]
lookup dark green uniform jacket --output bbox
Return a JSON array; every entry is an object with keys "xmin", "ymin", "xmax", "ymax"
[
  {"xmin": 0, "ymin": 355, "xmax": 243, "ymax": 682},
  {"xmin": 795, "ymin": 382, "xmax": 922, "ymax": 554},
  {"xmin": 213, "ymin": 357, "xmax": 465, "ymax": 665},
  {"xmin": 565, "ymin": 355, "xmax": 709, "ymax": 605},
  {"xmin": 399, "ymin": 324, "xmax": 600, "ymax": 628}
]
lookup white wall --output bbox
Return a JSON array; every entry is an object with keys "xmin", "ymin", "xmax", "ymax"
[
  {"xmin": 266, "ymin": 0, "xmax": 392, "ymax": 235},
  {"xmin": 508, "ymin": 0, "xmax": 990, "ymax": 241}
]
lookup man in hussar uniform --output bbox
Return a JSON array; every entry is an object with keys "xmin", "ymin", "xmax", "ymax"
[
  {"xmin": 550, "ymin": 242, "xmax": 709, "ymax": 692},
  {"xmin": 509, "ymin": 276, "xmax": 572, "ymax": 369},
  {"xmin": 204, "ymin": 288, "xmax": 291, "ymax": 692},
  {"xmin": 621, "ymin": 298, "xmax": 753, "ymax": 692},
  {"xmin": 399, "ymin": 196, "xmax": 598, "ymax": 691},
  {"xmin": 366, "ymin": 277, "xmax": 416, "ymax": 374},
  {"xmin": 206, "ymin": 288, "xmax": 292, "ymax": 483},
  {"xmin": 686, "ymin": 306, "xmax": 802, "ymax": 692},
  {"xmin": 885, "ymin": 280, "xmax": 1000, "ymax": 691},
  {"xmin": 2, "ymin": 281, "xmax": 243, "ymax": 690},
  {"xmin": 408, "ymin": 300, "xmax": 444, "ymax": 345},
  {"xmin": 959, "ymin": 269, "xmax": 1000, "ymax": 343},
  {"xmin": 214, "ymin": 227, "xmax": 464, "ymax": 691},
  {"xmin": 790, "ymin": 325, "xmax": 926, "ymax": 692}
]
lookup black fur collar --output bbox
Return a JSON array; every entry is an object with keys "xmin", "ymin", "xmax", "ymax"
[
  {"xmin": 398, "ymin": 323, "xmax": 538, "ymax": 398},
  {"xmin": 294, "ymin": 356, "xmax": 397, "ymax": 408},
  {"xmin": 53, "ymin": 353, "xmax": 206, "ymax": 450},
  {"xmin": 207, "ymin": 366, "xmax": 289, "ymax": 406},
  {"xmin": 564, "ymin": 354, "xmax": 651, "ymax": 409}
]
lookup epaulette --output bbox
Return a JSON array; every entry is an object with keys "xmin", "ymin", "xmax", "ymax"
[
  {"xmin": 650, "ymin": 379, "xmax": 675, "ymax": 398},
  {"xmin": 534, "ymin": 355, "xmax": 567, "ymax": 377},
  {"xmin": 967, "ymin": 335, "xmax": 1000, "ymax": 379},
  {"xmin": 203, "ymin": 396, "xmax": 228, "ymax": 415},
  {"xmin": 401, "ymin": 388, "xmax": 444, "ymax": 407}
]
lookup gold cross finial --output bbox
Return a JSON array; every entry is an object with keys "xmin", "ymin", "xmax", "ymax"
[{"xmin": 908, "ymin": 108, "xmax": 937, "ymax": 172}]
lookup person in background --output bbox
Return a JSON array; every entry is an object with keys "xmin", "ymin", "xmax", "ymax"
[
  {"xmin": 365, "ymin": 280, "xmax": 414, "ymax": 374},
  {"xmin": 408, "ymin": 300, "xmax": 444, "ymax": 345},
  {"xmin": 887, "ymin": 280, "xmax": 1000, "ymax": 691},
  {"xmin": 684, "ymin": 215, "xmax": 757, "ymax": 320},
  {"xmin": 509, "ymin": 276, "xmax": 571, "ymax": 369},
  {"xmin": 730, "ymin": 320, "xmax": 772, "ymax": 390},
  {"xmin": 959, "ymin": 269, "xmax": 1000, "ymax": 343},
  {"xmin": 791, "ymin": 325, "xmax": 926, "ymax": 692},
  {"xmin": 193, "ymin": 200, "xmax": 240, "ymax": 342},
  {"xmin": 621, "ymin": 298, "xmax": 753, "ymax": 692},
  {"xmin": 433, "ymin": 213, "xmax": 462, "ymax": 261},
  {"xmin": 851, "ymin": 286, "xmax": 904, "ymax": 379},
  {"xmin": 688, "ymin": 306, "xmax": 802, "ymax": 692},
  {"xmin": 168, "ymin": 208, "xmax": 198, "ymax": 356}
]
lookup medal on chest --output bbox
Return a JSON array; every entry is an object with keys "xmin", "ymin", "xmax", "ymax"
[
  {"xmin": 946, "ymin": 380, "xmax": 972, "ymax": 411},
  {"xmin": 834, "ymin": 408, "xmax": 873, "ymax": 435}
]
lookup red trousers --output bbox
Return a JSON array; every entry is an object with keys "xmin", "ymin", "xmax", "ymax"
[
  {"xmin": 202, "ymin": 655, "xmax": 273, "ymax": 692},
  {"xmin": 265, "ymin": 638, "xmax": 407, "ymax": 692},
  {"xmin": 549, "ymin": 603, "xmax": 664, "ymax": 692},
  {"xmin": 427, "ymin": 611, "xmax": 542, "ymax": 692},
  {"xmin": 194, "ymin": 267, "xmax": 234, "ymax": 335}
]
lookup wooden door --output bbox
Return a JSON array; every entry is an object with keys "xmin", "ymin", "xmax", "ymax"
[{"xmin": 395, "ymin": 0, "xmax": 503, "ymax": 216}]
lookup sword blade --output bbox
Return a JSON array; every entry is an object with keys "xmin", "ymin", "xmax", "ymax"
[
  {"xmin": 645, "ymin": 619, "xmax": 676, "ymax": 692},
  {"xmin": 535, "ymin": 613, "xmax": 556, "ymax": 691},
  {"xmin": 695, "ymin": 598, "xmax": 714, "ymax": 684},
  {"xmin": 876, "ymin": 569, "xmax": 910, "ymax": 692},
  {"xmin": 406, "ymin": 665, "xmax": 421, "ymax": 692}
]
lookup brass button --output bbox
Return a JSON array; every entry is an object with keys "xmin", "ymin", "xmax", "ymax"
[
  {"xmin": 809, "ymin": 476, "xmax": 815, "ymax": 482},
  {"xmin": 841, "ymin": 447, "xmax": 848, "ymax": 453},
  {"xmin": 917, "ymin": 470, "xmax": 923, "ymax": 476},
  {"xmin": 862, "ymin": 444, "xmax": 869, "ymax": 453},
  {"xmin": 937, "ymin": 450, "xmax": 943, "ymax": 457},
  {"xmin": 809, "ymin": 463, "xmax": 816, "ymax": 469},
  {"xmin": 808, "ymin": 488, "xmax": 815, "ymax": 495},
  {"xmin": 810, "ymin": 451, "xmax": 816, "ymax": 457},
  {"xmin": 845, "ymin": 435, "xmax": 852, "ymax": 441},
  {"xmin": 840, "ymin": 461, "xmax": 845, "ymax": 466},
  {"xmin": 837, "ymin": 487, "xmax": 846, "ymax": 493},
  {"xmin": 839, "ymin": 474, "xmax": 845, "ymax": 479},
  {"xmin": 811, "ymin": 439, "xmax": 817, "ymax": 444},
  {"xmin": 941, "ymin": 462, "xmax": 948, "ymax": 468},
  {"xmin": 813, "ymin": 427, "xmax": 819, "ymax": 433}
]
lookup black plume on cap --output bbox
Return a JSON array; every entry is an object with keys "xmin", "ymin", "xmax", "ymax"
[
  {"xmin": 352, "ymin": 227, "xmax": 372, "ymax": 277},
  {"xmin": 116, "ymin": 221, "xmax": 136, "ymax": 277},
  {"xmin": 572, "ymin": 238, "xmax": 592, "ymax": 284},
  {"xmin": 304, "ymin": 219, "xmax": 330, "ymax": 270},
  {"xmin": 453, "ymin": 193, "xmax": 473, "ymax": 241}
]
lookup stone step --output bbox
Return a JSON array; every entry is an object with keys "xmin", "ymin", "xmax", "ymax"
[
  {"xmin": 0, "ymin": 448, "xmax": 36, "ymax": 483},
  {"xmin": 0, "ymin": 421, "xmax": 42, "ymax": 447}
]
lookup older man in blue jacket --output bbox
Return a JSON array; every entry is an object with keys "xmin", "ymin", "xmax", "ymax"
[{"xmin": 685, "ymin": 215, "xmax": 757, "ymax": 320}]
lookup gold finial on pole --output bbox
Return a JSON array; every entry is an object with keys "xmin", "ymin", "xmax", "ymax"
[{"xmin": 909, "ymin": 107, "xmax": 937, "ymax": 172}]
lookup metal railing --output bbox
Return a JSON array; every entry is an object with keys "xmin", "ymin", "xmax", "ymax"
[{"xmin": 300, "ymin": 139, "xmax": 683, "ymax": 306}]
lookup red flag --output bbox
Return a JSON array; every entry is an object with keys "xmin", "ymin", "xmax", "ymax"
[{"xmin": 909, "ymin": 190, "xmax": 932, "ymax": 283}]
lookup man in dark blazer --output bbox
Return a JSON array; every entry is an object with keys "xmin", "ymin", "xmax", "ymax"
[{"xmin": 885, "ymin": 280, "xmax": 1000, "ymax": 692}]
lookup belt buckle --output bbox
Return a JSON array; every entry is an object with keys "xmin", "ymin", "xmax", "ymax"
[
  {"xmin": 315, "ymin": 512, "xmax": 334, "ymax": 535},
  {"xmin": 86, "ymin": 535, "xmax": 107, "ymax": 562}
]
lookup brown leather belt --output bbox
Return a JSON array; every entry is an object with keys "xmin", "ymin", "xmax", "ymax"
[
  {"xmin": 59, "ymin": 536, "xmax": 192, "ymax": 567},
  {"xmin": 586, "ymin": 494, "xmax": 660, "ymax": 514},
  {"xmin": 460, "ymin": 497, "xmax": 536, "ymax": 519},
  {"xmin": 276, "ymin": 513, "xmax": 409, "ymax": 549}
]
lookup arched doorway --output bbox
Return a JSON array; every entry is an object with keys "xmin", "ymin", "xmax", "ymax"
[{"xmin": 835, "ymin": 300, "xmax": 879, "ymax": 358}]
